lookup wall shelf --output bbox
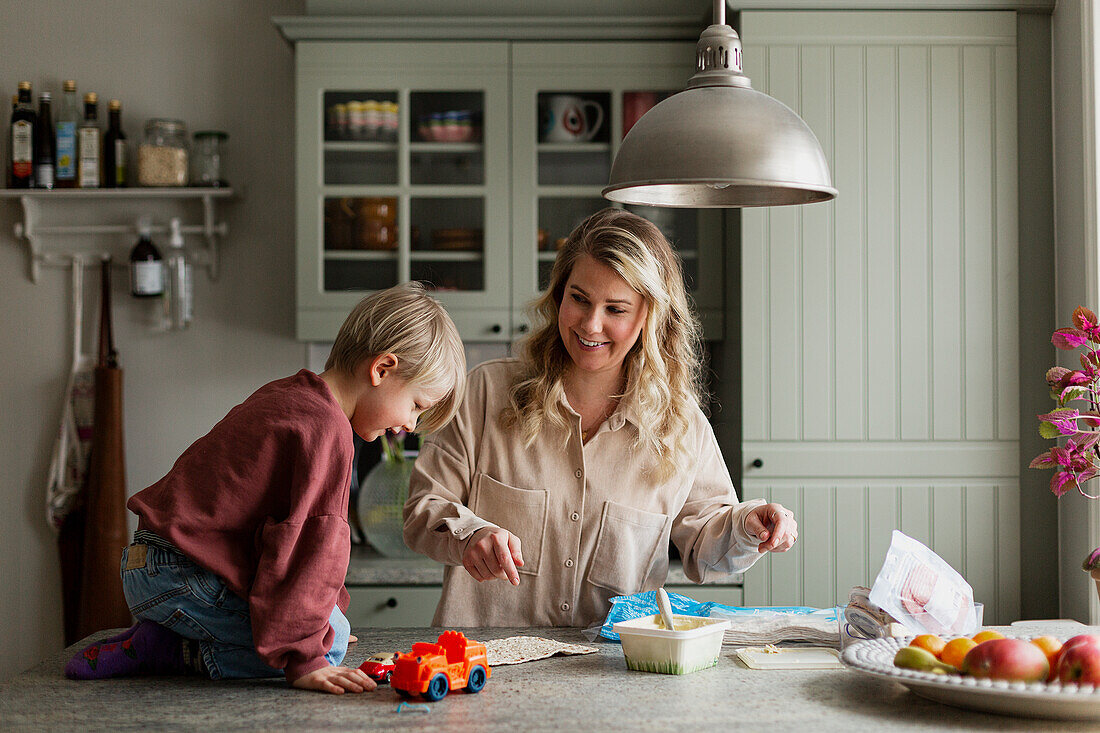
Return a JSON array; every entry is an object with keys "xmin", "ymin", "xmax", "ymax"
[{"xmin": 1, "ymin": 188, "xmax": 235, "ymax": 282}]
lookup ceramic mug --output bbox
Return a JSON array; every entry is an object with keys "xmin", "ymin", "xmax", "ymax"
[{"xmin": 541, "ymin": 95, "xmax": 604, "ymax": 142}]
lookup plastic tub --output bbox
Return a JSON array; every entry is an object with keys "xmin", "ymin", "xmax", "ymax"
[{"xmin": 613, "ymin": 614, "xmax": 730, "ymax": 675}]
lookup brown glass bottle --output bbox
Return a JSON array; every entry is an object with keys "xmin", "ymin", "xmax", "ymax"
[
  {"xmin": 9, "ymin": 81, "xmax": 36, "ymax": 188},
  {"xmin": 103, "ymin": 99, "xmax": 126, "ymax": 188}
]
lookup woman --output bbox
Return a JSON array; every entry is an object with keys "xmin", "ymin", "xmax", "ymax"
[{"xmin": 404, "ymin": 208, "xmax": 798, "ymax": 628}]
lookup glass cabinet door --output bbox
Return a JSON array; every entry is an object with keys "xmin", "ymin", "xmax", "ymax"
[
  {"xmin": 297, "ymin": 43, "xmax": 510, "ymax": 341},
  {"xmin": 512, "ymin": 43, "xmax": 725, "ymax": 340}
]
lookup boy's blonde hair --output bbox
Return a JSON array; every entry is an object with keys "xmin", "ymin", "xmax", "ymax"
[
  {"xmin": 503, "ymin": 208, "xmax": 704, "ymax": 481},
  {"xmin": 326, "ymin": 282, "xmax": 466, "ymax": 433}
]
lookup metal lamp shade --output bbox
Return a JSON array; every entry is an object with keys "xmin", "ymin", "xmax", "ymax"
[{"xmin": 603, "ymin": 85, "xmax": 838, "ymax": 208}]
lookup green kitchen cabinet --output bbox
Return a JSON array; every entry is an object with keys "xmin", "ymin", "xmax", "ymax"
[
  {"xmin": 346, "ymin": 586, "xmax": 442, "ymax": 628},
  {"xmin": 292, "ymin": 40, "xmax": 724, "ymax": 342}
]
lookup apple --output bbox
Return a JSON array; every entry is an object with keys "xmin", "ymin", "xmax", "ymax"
[
  {"xmin": 960, "ymin": 639, "xmax": 1049, "ymax": 682},
  {"xmin": 1055, "ymin": 637, "xmax": 1100, "ymax": 685},
  {"xmin": 1052, "ymin": 634, "xmax": 1100, "ymax": 677}
]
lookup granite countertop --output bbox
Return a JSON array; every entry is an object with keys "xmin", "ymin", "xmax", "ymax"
[
  {"xmin": 6, "ymin": 624, "xmax": 1100, "ymax": 731},
  {"xmin": 346, "ymin": 544, "xmax": 744, "ymax": 586}
]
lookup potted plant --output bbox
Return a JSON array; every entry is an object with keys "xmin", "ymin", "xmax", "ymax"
[{"xmin": 1029, "ymin": 306, "xmax": 1100, "ymax": 601}]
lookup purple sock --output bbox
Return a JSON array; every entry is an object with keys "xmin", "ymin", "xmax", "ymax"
[{"xmin": 65, "ymin": 620, "xmax": 186, "ymax": 680}]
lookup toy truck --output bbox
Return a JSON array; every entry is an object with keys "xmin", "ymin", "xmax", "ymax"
[{"xmin": 389, "ymin": 630, "xmax": 491, "ymax": 702}]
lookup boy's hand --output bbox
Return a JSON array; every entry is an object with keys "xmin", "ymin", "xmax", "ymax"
[
  {"xmin": 292, "ymin": 665, "xmax": 376, "ymax": 694},
  {"xmin": 462, "ymin": 527, "xmax": 523, "ymax": 585}
]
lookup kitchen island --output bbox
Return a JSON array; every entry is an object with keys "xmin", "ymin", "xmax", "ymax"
[{"xmin": 5, "ymin": 624, "xmax": 1100, "ymax": 731}]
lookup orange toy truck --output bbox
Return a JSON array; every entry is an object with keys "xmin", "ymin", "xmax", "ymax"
[{"xmin": 389, "ymin": 630, "xmax": 491, "ymax": 702}]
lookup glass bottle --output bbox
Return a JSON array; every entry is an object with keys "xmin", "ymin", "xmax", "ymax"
[
  {"xmin": 35, "ymin": 92, "xmax": 55, "ymax": 189},
  {"xmin": 10, "ymin": 81, "xmax": 35, "ymax": 188},
  {"xmin": 77, "ymin": 92, "xmax": 100, "ymax": 188},
  {"xmin": 55, "ymin": 80, "xmax": 80, "ymax": 188},
  {"xmin": 129, "ymin": 219, "xmax": 164, "ymax": 298},
  {"xmin": 103, "ymin": 99, "xmax": 126, "ymax": 188},
  {"xmin": 164, "ymin": 217, "xmax": 193, "ymax": 329}
]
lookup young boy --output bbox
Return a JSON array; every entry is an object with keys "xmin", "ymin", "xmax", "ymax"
[{"xmin": 65, "ymin": 282, "xmax": 466, "ymax": 694}]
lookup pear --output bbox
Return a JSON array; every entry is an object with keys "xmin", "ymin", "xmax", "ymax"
[{"xmin": 893, "ymin": 646, "xmax": 956, "ymax": 674}]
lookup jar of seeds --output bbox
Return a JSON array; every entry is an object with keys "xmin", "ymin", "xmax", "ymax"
[{"xmin": 138, "ymin": 119, "xmax": 189, "ymax": 186}]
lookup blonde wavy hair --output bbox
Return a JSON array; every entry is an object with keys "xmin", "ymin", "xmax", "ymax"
[
  {"xmin": 326, "ymin": 282, "xmax": 466, "ymax": 434},
  {"xmin": 503, "ymin": 207, "xmax": 704, "ymax": 480}
]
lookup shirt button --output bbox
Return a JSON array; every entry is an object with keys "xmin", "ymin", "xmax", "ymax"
[
  {"xmin": 453, "ymin": 529, "xmax": 462, "ymax": 535},
  {"xmin": 570, "ymin": 512, "xmax": 580, "ymax": 522},
  {"xmin": 565, "ymin": 558, "xmax": 574, "ymax": 568},
  {"xmin": 561, "ymin": 602, "xmax": 570, "ymax": 612},
  {"xmin": 574, "ymin": 469, "xmax": 583, "ymax": 479}
]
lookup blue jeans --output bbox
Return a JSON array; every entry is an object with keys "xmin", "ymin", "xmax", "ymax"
[{"xmin": 120, "ymin": 542, "xmax": 350, "ymax": 680}]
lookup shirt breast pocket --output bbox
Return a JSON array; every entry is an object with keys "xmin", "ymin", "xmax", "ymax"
[
  {"xmin": 586, "ymin": 501, "xmax": 672, "ymax": 596},
  {"xmin": 471, "ymin": 473, "xmax": 549, "ymax": 576}
]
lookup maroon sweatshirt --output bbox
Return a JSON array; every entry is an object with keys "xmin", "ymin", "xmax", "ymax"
[{"xmin": 127, "ymin": 370, "xmax": 353, "ymax": 683}]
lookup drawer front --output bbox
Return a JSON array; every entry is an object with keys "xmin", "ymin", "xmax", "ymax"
[
  {"xmin": 346, "ymin": 587, "xmax": 442, "ymax": 628},
  {"xmin": 667, "ymin": 585, "xmax": 743, "ymax": 607}
]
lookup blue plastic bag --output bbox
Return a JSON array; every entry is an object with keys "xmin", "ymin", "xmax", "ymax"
[{"xmin": 593, "ymin": 590, "xmax": 838, "ymax": 642}]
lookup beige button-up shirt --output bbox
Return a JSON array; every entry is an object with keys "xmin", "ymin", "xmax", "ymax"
[{"xmin": 403, "ymin": 359, "xmax": 766, "ymax": 628}]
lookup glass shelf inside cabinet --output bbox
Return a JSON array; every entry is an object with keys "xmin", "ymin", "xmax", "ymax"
[
  {"xmin": 409, "ymin": 91, "xmax": 485, "ymax": 186},
  {"xmin": 323, "ymin": 90, "xmax": 398, "ymax": 185},
  {"xmin": 323, "ymin": 195, "xmax": 398, "ymax": 292},
  {"xmin": 410, "ymin": 196, "xmax": 485, "ymax": 292}
]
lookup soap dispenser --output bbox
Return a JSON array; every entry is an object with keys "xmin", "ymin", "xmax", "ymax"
[{"xmin": 164, "ymin": 217, "xmax": 193, "ymax": 330}]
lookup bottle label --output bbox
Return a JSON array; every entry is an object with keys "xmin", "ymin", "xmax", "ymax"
[
  {"xmin": 56, "ymin": 121, "xmax": 76, "ymax": 179},
  {"xmin": 78, "ymin": 127, "xmax": 100, "ymax": 187},
  {"xmin": 131, "ymin": 260, "xmax": 164, "ymax": 296},
  {"xmin": 35, "ymin": 163, "xmax": 54, "ymax": 188},
  {"xmin": 12, "ymin": 121, "xmax": 32, "ymax": 177},
  {"xmin": 114, "ymin": 141, "xmax": 127, "ymax": 185}
]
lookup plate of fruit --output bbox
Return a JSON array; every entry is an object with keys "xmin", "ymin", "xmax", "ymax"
[{"xmin": 841, "ymin": 631, "xmax": 1100, "ymax": 719}]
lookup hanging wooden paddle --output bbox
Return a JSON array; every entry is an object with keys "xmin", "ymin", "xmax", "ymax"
[{"xmin": 75, "ymin": 258, "xmax": 132, "ymax": 639}]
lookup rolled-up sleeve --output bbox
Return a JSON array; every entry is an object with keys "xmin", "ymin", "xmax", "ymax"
[
  {"xmin": 671, "ymin": 417, "xmax": 766, "ymax": 583},
  {"xmin": 404, "ymin": 370, "xmax": 496, "ymax": 566}
]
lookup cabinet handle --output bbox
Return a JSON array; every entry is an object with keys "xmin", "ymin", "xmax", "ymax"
[
  {"xmin": 490, "ymin": 324, "xmax": 502, "ymax": 334},
  {"xmin": 751, "ymin": 458, "xmax": 763, "ymax": 469},
  {"xmin": 385, "ymin": 597, "xmax": 398, "ymax": 608}
]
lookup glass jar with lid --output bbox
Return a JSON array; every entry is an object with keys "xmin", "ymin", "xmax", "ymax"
[
  {"xmin": 138, "ymin": 118, "xmax": 189, "ymax": 186},
  {"xmin": 191, "ymin": 130, "xmax": 228, "ymax": 187}
]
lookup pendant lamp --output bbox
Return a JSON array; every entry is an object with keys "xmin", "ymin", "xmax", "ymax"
[{"xmin": 602, "ymin": 0, "xmax": 837, "ymax": 208}]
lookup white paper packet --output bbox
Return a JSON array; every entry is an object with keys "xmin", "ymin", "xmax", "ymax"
[{"xmin": 868, "ymin": 530, "xmax": 980, "ymax": 637}]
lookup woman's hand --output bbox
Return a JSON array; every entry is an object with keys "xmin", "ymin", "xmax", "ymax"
[
  {"xmin": 462, "ymin": 527, "xmax": 524, "ymax": 585},
  {"xmin": 745, "ymin": 503, "xmax": 798, "ymax": 553},
  {"xmin": 292, "ymin": 665, "xmax": 376, "ymax": 694}
]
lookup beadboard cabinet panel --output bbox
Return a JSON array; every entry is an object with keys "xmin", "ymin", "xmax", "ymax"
[{"xmin": 740, "ymin": 11, "xmax": 1020, "ymax": 624}]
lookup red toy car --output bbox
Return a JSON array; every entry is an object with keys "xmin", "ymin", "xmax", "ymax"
[
  {"xmin": 357, "ymin": 652, "xmax": 398, "ymax": 684},
  {"xmin": 389, "ymin": 630, "xmax": 491, "ymax": 701}
]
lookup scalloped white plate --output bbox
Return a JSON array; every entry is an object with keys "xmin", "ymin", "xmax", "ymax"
[{"xmin": 841, "ymin": 636, "xmax": 1100, "ymax": 720}]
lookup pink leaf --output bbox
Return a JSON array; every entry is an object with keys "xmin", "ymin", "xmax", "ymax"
[
  {"xmin": 1029, "ymin": 451, "xmax": 1057, "ymax": 469},
  {"xmin": 1073, "ymin": 306, "xmax": 1099, "ymax": 332},
  {"xmin": 1053, "ymin": 328, "xmax": 1090, "ymax": 350},
  {"xmin": 1051, "ymin": 470, "xmax": 1076, "ymax": 497}
]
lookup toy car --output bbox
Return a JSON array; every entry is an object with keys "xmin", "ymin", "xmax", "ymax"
[
  {"xmin": 357, "ymin": 652, "xmax": 398, "ymax": 684},
  {"xmin": 389, "ymin": 630, "xmax": 491, "ymax": 702}
]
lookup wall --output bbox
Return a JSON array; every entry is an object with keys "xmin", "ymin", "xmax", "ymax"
[{"xmin": 0, "ymin": 0, "xmax": 307, "ymax": 676}]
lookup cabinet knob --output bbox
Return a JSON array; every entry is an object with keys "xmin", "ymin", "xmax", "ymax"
[
  {"xmin": 385, "ymin": 597, "xmax": 398, "ymax": 608},
  {"xmin": 516, "ymin": 324, "xmax": 529, "ymax": 334},
  {"xmin": 751, "ymin": 458, "xmax": 764, "ymax": 469},
  {"xmin": 490, "ymin": 324, "xmax": 502, "ymax": 334}
]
